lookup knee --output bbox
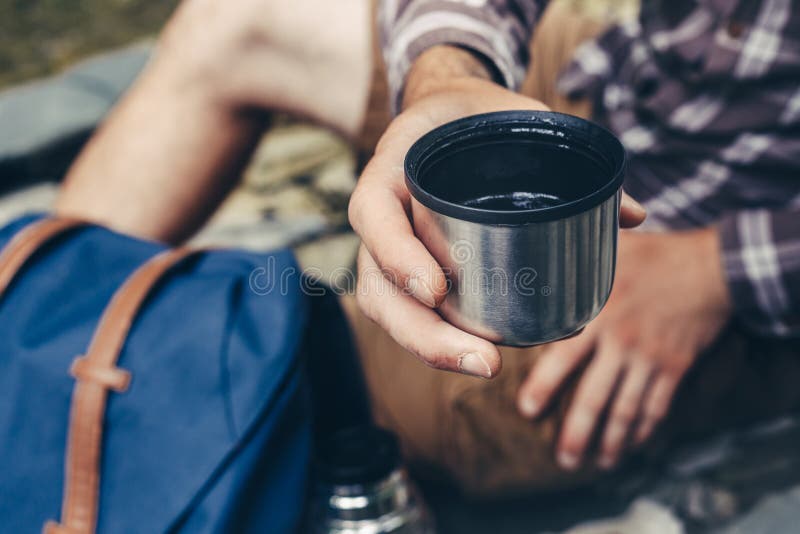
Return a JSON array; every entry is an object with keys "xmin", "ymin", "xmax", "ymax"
[{"xmin": 152, "ymin": 0, "xmax": 265, "ymax": 96}]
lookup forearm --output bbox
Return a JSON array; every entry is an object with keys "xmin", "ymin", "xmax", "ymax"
[
  {"xmin": 55, "ymin": 54, "xmax": 265, "ymax": 244},
  {"xmin": 381, "ymin": 0, "xmax": 543, "ymax": 114},
  {"xmin": 402, "ymin": 45, "xmax": 496, "ymax": 109}
]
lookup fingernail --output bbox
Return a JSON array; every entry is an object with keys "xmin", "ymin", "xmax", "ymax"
[
  {"xmin": 558, "ymin": 451, "xmax": 580, "ymax": 471},
  {"xmin": 458, "ymin": 352, "xmax": 493, "ymax": 379},
  {"xmin": 518, "ymin": 396, "xmax": 540, "ymax": 418},
  {"xmin": 598, "ymin": 454, "xmax": 616, "ymax": 470},
  {"xmin": 406, "ymin": 276, "xmax": 436, "ymax": 307},
  {"xmin": 624, "ymin": 195, "xmax": 647, "ymax": 217}
]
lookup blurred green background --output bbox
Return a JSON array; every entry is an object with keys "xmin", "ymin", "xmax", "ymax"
[{"xmin": 0, "ymin": 0, "xmax": 178, "ymax": 88}]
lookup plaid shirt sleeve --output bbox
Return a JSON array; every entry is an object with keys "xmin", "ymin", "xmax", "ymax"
[
  {"xmin": 718, "ymin": 207, "xmax": 800, "ymax": 337},
  {"xmin": 379, "ymin": 0, "xmax": 546, "ymax": 114}
]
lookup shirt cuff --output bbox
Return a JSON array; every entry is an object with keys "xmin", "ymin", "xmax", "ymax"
[{"xmin": 383, "ymin": 24, "xmax": 526, "ymax": 115}]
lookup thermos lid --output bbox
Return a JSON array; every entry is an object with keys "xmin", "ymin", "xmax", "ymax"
[{"xmin": 317, "ymin": 425, "xmax": 401, "ymax": 486}]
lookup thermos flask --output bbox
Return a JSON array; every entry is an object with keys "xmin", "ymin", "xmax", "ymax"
[{"xmin": 310, "ymin": 425, "xmax": 435, "ymax": 533}]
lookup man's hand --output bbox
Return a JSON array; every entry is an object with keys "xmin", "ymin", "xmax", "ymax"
[
  {"xmin": 349, "ymin": 45, "xmax": 646, "ymax": 378},
  {"xmin": 517, "ymin": 228, "xmax": 732, "ymax": 469}
]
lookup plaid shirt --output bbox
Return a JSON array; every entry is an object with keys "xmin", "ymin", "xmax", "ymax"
[{"xmin": 381, "ymin": 0, "xmax": 800, "ymax": 337}]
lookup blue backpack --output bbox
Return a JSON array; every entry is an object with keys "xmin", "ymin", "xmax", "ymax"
[{"xmin": 0, "ymin": 215, "xmax": 313, "ymax": 533}]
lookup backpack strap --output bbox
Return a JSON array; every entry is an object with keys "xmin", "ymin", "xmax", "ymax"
[
  {"xmin": 0, "ymin": 217, "xmax": 89, "ymax": 296},
  {"xmin": 43, "ymin": 246, "xmax": 205, "ymax": 534},
  {"xmin": 0, "ymin": 219, "xmax": 205, "ymax": 534}
]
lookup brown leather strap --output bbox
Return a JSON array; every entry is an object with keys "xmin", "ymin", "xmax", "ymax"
[
  {"xmin": 44, "ymin": 247, "xmax": 204, "ymax": 534},
  {"xmin": 0, "ymin": 217, "xmax": 88, "ymax": 297}
]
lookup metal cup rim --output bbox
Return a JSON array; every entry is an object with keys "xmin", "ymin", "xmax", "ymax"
[{"xmin": 404, "ymin": 110, "xmax": 626, "ymax": 225}]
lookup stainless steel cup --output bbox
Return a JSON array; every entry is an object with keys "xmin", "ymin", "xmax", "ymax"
[{"xmin": 405, "ymin": 111, "xmax": 625, "ymax": 346}]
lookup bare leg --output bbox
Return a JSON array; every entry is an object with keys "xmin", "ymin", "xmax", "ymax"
[{"xmin": 56, "ymin": 0, "xmax": 371, "ymax": 243}]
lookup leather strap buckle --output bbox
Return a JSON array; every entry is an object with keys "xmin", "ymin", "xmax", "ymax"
[
  {"xmin": 42, "ymin": 521, "xmax": 82, "ymax": 534},
  {"xmin": 70, "ymin": 356, "xmax": 131, "ymax": 393}
]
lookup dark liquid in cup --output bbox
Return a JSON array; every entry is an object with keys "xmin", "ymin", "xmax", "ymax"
[
  {"xmin": 420, "ymin": 140, "xmax": 607, "ymax": 214},
  {"xmin": 462, "ymin": 191, "xmax": 565, "ymax": 210}
]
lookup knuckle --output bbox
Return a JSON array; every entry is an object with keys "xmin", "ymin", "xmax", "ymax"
[
  {"xmin": 661, "ymin": 360, "xmax": 680, "ymax": 376},
  {"xmin": 664, "ymin": 355, "xmax": 690, "ymax": 376},
  {"xmin": 347, "ymin": 188, "xmax": 367, "ymax": 230},
  {"xmin": 612, "ymin": 274, "xmax": 633, "ymax": 294},
  {"xmin": 645, "ymin": 403, "xmax": 668, "ymax": 422},
  {"xmin": 355, "ymin": 286, "xmax": 379, "ymax": 322},
  {"xmin": 374, "ymin": 130, "xmax": 395, "ymax": 155},
  {"xmin": 374, "ymin": 117, "xmax": 407, "ymax": 155},
  {"xmin": 611, "ymin": 326, "xmax": 638, "ymax": 352},
  {"xmin": 601, "ymin": 424, "xmax": 626, "ymax": 451},
  {"xmin": 578, "ymin": 396, "xmax": 605, "ymax": 419},
  {"xmin": 612, "ymin": 404, "xmax": 638, "ymax": 425}
]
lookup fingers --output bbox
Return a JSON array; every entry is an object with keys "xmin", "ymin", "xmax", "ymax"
[
  {"xmin": 557, "ymin": 339, "xmax": 624, "ymax": 470},
  {"xmin": 349, "ymin": 161, "xmax": 448, "ymax": 307},
  {"xmin": 634, "ymin": 373, "xmax": 680, "ymax": 445},
  {"xmin": 620, "ymin": 192, "xmax": 647, "ymax": 228},
  {"xmin": 356, "ymin": 245, "xmax": 501, "ymax": 378},
  {"xmin": 597, "ymin": 362, "xmax": 654, "ymax": 469},
  {"xmin": 516, "ymin": 332, "xmax": 594, "ymax": 418}
]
